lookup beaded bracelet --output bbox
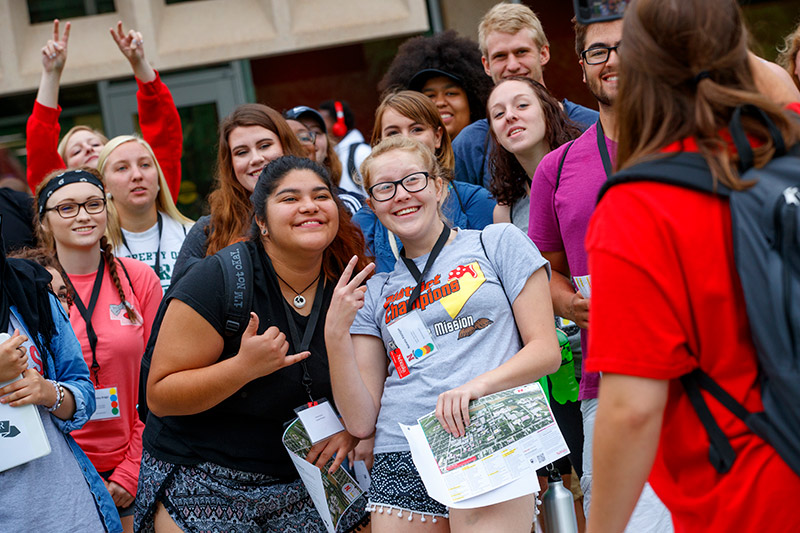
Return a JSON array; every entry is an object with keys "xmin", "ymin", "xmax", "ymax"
[{"xmin": 46, "ymin": 380, "xmax": 64, "ymax": 412}]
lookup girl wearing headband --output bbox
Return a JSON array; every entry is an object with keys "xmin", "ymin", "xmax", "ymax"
[{"xmin": 35, "ymin": 169, "xmax": 162, "ymax": 533}]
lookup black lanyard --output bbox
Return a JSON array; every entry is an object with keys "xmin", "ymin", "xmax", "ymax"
[
  {"xmin": 258, "ymin": 245, "xmax": 326, "ymax": 402},
  {"xmin": 596, "ymin": 119, "xmax": 614, "ymax": 179},
  {"xmin": 69, "ymin": 255, "xmax": 105, "ymax": 385},
  {"xmin": 121, "ymin": 212, "xmax": 163, "ymax": 279},
  {"xmin": 400, "ymin": 223, "xmax": 451, "ymax": 310}
]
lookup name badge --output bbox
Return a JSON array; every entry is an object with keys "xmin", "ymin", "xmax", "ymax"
[
  {"xmin": 90, "ymin": 387, "xmax": 121, "ymax": 421},
  {"xmin": 294, "ymin": 398, "xmax": 344, "ymax": 444},
  {"xmin": 386, "ymin": 309, "xmax": 437, "ymax": 379}
]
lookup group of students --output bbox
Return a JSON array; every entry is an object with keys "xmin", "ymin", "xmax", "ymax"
[{"xmin": 2, "ymin": 0, "xmax": 800, "ymax": 532}]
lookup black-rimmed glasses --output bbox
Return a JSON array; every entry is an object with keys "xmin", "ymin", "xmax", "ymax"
[
  {"xmin": 368, "ymin": 172, "xmax": 430, "ymax": 202},
  {"xmin": 44, "ymin": 198, "xmax": 106, "ymax": 219},
  {"xmin": 581, "ymin": 45, "xmax": 619, "ymax": 65}
]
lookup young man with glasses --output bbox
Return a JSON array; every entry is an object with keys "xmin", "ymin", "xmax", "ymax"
[
  {"xmin": 528, "ymin": 17, "xmax": 673, "ymax": 533},
  {"xmin": 452, "ymin": 2, "xmax": 599, "ymax": 188}
]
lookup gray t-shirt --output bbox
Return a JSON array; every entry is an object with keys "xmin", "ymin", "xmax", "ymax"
[{"xmin": 351, "ymin": 224, "xmax": 550, "ymax": 453}]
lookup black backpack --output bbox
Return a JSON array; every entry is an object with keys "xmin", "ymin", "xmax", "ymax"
[
  {"xmin": 137, "ymin": 242, "xmax": 254, "ymax": 422},
  {"xmin": 597, "ymin": 105, "xmax": 800, "ymax": 476}
]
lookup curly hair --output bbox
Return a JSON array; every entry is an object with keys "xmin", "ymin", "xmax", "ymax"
[
  {"xmin": 777, "ymin": 21, "xmax": 800, "ymax": 91},
  {"xmin": 488, "ymin": 78, "xmax": 582, "ymax": 206},
  {"xmin": 378, "ymin": 30, "xmax": 493, "ymax": 124}
]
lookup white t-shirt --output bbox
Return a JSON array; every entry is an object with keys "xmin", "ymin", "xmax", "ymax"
[
  {"xmin": 115, "ymin": 212, "xmax": 193, "ymax": 292},
  {"xmin": 334, "ymin": 129, "xmax": 370, "ymax": 196}
]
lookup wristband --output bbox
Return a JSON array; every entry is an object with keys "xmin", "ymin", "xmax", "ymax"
[{"xmin": 46, "ymin": 380, "xmax": 64, "ymax": 412}]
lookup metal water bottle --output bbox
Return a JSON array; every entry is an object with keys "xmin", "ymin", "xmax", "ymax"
[{"xmin": 542, "ymin": 466, "xmax": 578, "ymax": 533}]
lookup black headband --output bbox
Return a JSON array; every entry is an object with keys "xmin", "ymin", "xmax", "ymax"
[{"xmin": 38, "ymin": 170, "xmax": 105, "ymax": 216}]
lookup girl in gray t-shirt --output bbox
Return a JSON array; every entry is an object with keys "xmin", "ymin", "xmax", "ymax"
[{"xmin": 325, "ymin": 136, "xmax": 560, "ymax": 530}]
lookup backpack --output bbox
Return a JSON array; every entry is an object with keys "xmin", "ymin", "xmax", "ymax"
[
  {"xmin": 597, "ymin": 104, "xmax": 800, "ymax": 476},
  {"xmin": 137, "ymin": 241, "xmax": 254, "ymax": 422}
]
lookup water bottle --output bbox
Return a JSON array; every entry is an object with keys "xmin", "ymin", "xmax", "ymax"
[
  {"xmin": 549, "ymin": 329, "xmax": 580, "ymax": 404},
  {"xmin": 542, "ymin": 465, "xmax": 578, "ymax": 533}
]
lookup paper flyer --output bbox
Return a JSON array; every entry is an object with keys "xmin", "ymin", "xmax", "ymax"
[
  {"xmin": 573, "ymin": 275, "xmax": 592, "ymax": 298},
  {"xmin": 401, "ymin": 382, "xmax": 569, "ymax": 507},
  {"xmin": 0, "ymin": 376, "xmax": 51, "ymax": 472},
  {"xmin": 282, "ymin": 418, "xmax": 364, "ymax": 533}
]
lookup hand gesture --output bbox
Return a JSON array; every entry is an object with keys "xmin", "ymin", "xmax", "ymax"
[
  {"xmin": 327, "ymin": 256, "xmax": 374, "ymax": 335},
  {"xmin": 0, "ymin": 330, "xmax": 29, "ymax": 382},
  {"xmin": 41, "ymin": 19, "xmax": 70, "ymax": 73},
  {"xmin": 110, "ymin": 21, "xmax": 146, "ymax": 64},
  {"xmin": 435, "ymin": 381, "xmax": 487, "ymax": 438},
  {"xmin": 305, "ymin": 430, "xmax": 360, "ymax": 474},
  {"xmin": 0, "ymin": 368, "xmax": 57, "ymax": 408},
  {"xmin": 236, "ymin": 313, "xmax": 309, "ymax": 379}
]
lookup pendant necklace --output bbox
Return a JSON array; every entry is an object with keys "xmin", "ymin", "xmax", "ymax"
[{"xmin": 274, "ymin": 270, "xmax": 321, "ymax": 309}]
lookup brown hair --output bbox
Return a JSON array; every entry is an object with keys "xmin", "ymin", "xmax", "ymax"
[
  {"xmin": 370, "ymin": 90, "xmax": 454, "ymax": 173},
  {"xmin": 478, "ymin": 3, "xmax": 549, "ymax": 58},
  {"xmin": 777, "ymin": 22, "xmax": 800, "ymax": 91},
  {"xmin": 323, "ymin": 134, "xmax": 343, "ymax": 187},
  {"xmin": 206, "ymin": 104, "xmax": 308, "ymax": 256},
  {"xmin": 488, "ymin": 78, "xmax": 582, "ymax": 206},
  {"xmin": 33, "ymin": 169, "xmax": 137, "ymax": 322},
  {"xmin": 617, "ymin": 0, "xmax": 800, "ymax": 189}
]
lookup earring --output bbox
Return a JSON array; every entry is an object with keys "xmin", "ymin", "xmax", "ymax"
[
  {"xmin": 261, "ymin": 228, "xmax": 268, "ymax": 236},
  {"xmin": 106, "ymin": 192, "xmax": 113, "ymax": 200}
]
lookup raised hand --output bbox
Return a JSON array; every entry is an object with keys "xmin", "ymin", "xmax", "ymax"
[
  {"xmin": 41, "ymin": 19, "xmax": 70, "ymax": 73},
  {"xmin": 327, "ymin": 256, "xmax": 375, "ymax": 334},
  {"xmin": 109, "ymin": 20, "xmax": 145, "ymax": 64},
  {"xmin": 0, "ymin": 330, "xmax": 29, "ymax": 382},
  {"xmin": 236, "ymin": 313, "xmax": 310, "ymax": 379}
]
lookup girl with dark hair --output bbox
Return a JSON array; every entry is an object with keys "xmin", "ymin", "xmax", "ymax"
[
  {"xmin": 172, "ymin": 103, "xmax": 308, "ymax": 279},
  {"xmin": 137, "ymin": 156, "xmax": 370, "ymax": 532},
  {"xmin": 379, "ymin": 30, "xmax": 494, "ymax": 140},
  {"xmin": 26, "ymin": 20, "xmax": 182, "ymax": 202},
  {"xmin": 583, "ymin": 0, "xmax": 800, "ymax": 532},
  {"xmin": 488, "ymin": 77, "xmax": 582, "ymax": 232},
  {"xmin": 34, "ymin": 169, "xmax": 162, "ymax": 533},
  {"xmin": 0, "ymin": 234, "xmax": 122, "ymax": 532},
  {"xmin": 353, "ymin": 90, "xmax": 495, "ymax": 272},
  {"xmin": 326, "ymin": 135, "xmax": 560, "ymax": 531}
]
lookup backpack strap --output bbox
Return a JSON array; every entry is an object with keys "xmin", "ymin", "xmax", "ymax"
[
  {"xmin": 212, "ymin": 241, "xmax": 254, "ymax": 337},
  {"xmin": 729, "ymin": 104, "xmax": 787, "ymax": 172},
  {"xmin": 597, "ymin": 152, "xmax": 733, "ymax": 203},
  {"xmin": 347, "ymin": 142, "xmax": 365, "ymax": 184}
]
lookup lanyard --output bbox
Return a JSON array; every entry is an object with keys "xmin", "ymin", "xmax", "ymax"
[
  {"xmin": 400, "ymin": 223, "xmax": 451, "ymax": 310},
  {"xmin": 258, "ymin": 245, "xmax": 326, "ymax": 402},
  {"xmin": 121, "ymin": 212, "xmax": 163, "ymax": 279},
  {"xmin": 69, "ymin": 255, "xmax": 105, "ymax": 385},
  {"xmin": 596, "ymin": 119, "xmax": 614, "ymax": 179}
]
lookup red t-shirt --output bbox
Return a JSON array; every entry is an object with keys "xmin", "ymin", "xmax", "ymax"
[
  {"xmin": 585, "ymin": 120, "xmax": 800, "ymax": 530},
  {"xmin": 68, "ymin": 257, "xmax": 161, "ymax": 496}
]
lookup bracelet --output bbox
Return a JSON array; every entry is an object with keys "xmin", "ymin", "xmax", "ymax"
[{"xmin": 46, "ymin": 380, "xmax": 64, "ymax": 412}]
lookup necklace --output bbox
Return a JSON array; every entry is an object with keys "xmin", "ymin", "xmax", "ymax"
[{"xmin": 274, "ymin": 270, "xmax": 321, "ymax": 309}]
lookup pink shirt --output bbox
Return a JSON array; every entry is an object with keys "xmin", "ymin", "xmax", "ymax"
[{"xmin": 68, "ymin": 256, "xmax": 161, "ymax": 496}]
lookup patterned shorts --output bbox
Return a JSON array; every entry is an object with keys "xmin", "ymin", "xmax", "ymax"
[
  {"xmin": 367, "ymin": 452, "xmax": 449, "ymax": 522},
  {"xmin": 134, "ymin": 449, "xmax": 368, "ymax": 533}
]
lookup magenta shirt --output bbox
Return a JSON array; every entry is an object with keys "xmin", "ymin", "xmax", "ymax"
[{"xmin": 528, "ymin": 122, "xmax": 617, "ymax": 400}]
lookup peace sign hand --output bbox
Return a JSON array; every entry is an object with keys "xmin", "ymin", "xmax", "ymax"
[
  {"xmin": 110, "ymin": 21, "xmax": 145, "ymax": 65},
  {"xmin": 41, "ymin": 19, "xmax": 70, "ymax": 73},
  {"xmin": 326, "ymin": 256, "xmax": 375, "ymax": 335}
]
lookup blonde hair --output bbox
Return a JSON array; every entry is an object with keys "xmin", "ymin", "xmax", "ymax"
[
  {"xmin": 478, "ymin": 3, "xmax": 549, "ymax": 57},
  {"xmin": 777, "ymin": 22, "xmax": 800, "ymax": 91},
  {"xmin": 360, "ymin": 136, "xmax": 450, "ymax": 212},
  {"xmin": 96, "ymin": 135, "xmax": 193, "ymax": 248},
  {"xmin": 57, "ymin": 125, "xmax": 108, "ymax": 163}
]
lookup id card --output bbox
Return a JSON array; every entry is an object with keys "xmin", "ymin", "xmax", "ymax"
[
  {"xmin": 386, "ymin": 309, "xmax": 437, "ymax": 378},
  {"xmin": 90, "ymin": 387, "xmax": 121, "ymax": 421},
  {"xmin": 294, "ymin": 398, "xmax": 344, "ymax": 444}
]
